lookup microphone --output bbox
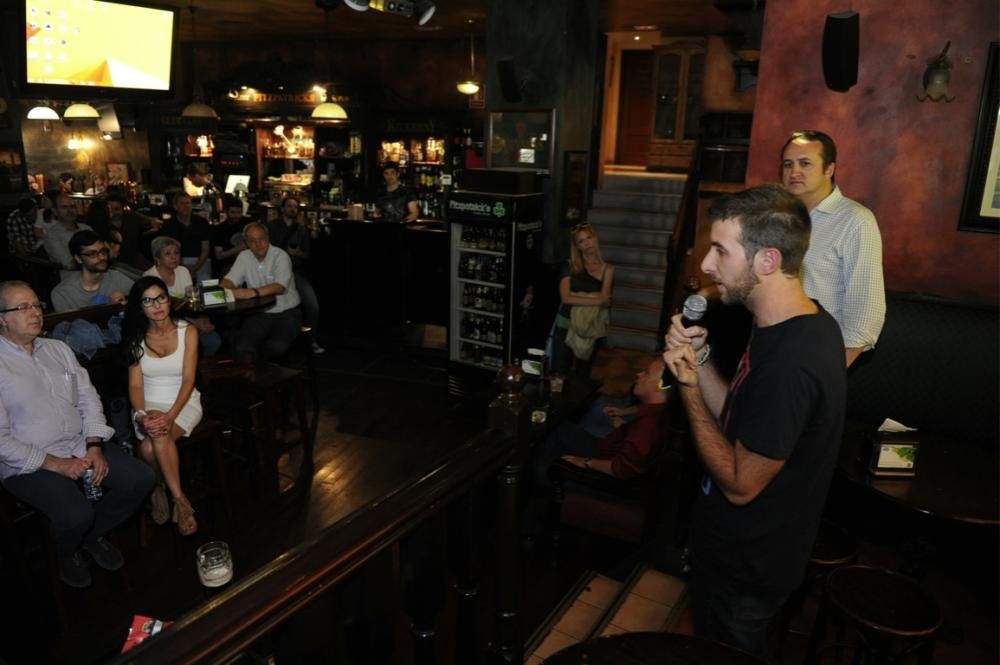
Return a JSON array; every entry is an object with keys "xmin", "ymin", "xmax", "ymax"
[
  {"xmin": 661, "ymin": 294, "xmax": 709, "ymax": 388},
  {"xmin": 680, "ymin": 294, "xmax": 708, "ymax": 329}
]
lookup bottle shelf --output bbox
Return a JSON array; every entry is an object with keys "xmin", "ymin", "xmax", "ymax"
[
  {"xmin": 458, "ymin": 306, "xmax": 504, "ymax": 319},
  {"xmin": 458, "ymin": 337, "xmax": 503, "ymax": 350},
  {"xmin": 457, "ymin": 277, "xmax": 506, "ymax": 288},
  {"xmin": 458, "ymin": 247, "xmax": 506, "ymax": 257}
]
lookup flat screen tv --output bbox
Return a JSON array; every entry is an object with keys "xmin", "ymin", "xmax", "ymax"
[{"xmin": 21, "ymin": 0, "xmax": 177, "ymax": 98}]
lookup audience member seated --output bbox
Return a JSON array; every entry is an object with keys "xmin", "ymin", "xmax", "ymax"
[
  {"xmin": 43, "ymin": 193, "xmax": 92, "ymax": 272},
  {"xmin": 0, "ymin": 280, "xmax": 154, "ymax": 588},
  {"xmin": 124, "ymin": 277, "xmax": 202, "ymax": 536},
  {"xmin": 533, "ymin": 358, "xmax": 669, "ymax": 483},
  {"xmin": 6, "ymin": 197, "xmax": 42, "ymax": 256},
  {"xmin": 211, "ymin": 196, "xmax": 248, "ymax": 278},
  {"xmin": 51, "ymin": 230, "xmax": 133, "ymax": 313},
  {"xmin": 268, "ymin": 196, "xmax": 324, "ymax": 353},
  {"xmin": 143, "ymin": 236, "xmax": 221, "ymax": 356},
  {"xmin": 106, "ymin": 228, "xmax": 144, "ymax": 282},
  {"xmin": 220, "ymin": 222, "xmax": 301, "ymax": 362},
  {"xmin": 105, "ymin": 192, "xmax": 157, "ymax": 272},
  {"xmin": 522, "ymin": 359, "xmax": 669, "ymax": 538},
  {"xmin": 161, "ymin": 192, "xmax": 212, "ymax": 283}
]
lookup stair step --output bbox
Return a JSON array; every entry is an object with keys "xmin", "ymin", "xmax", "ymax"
[
  {"xmin": 602, "ymin": 173, "xmax": 687, "ymax": 195},
  {"xmin": 608, "ymin": 324, "xmax": 660, "ymax": 353},
  {"xmin": 590, "ymin": 226, "xmax": 671, "ymax": 249},
  {"xmin": 587, "ymin": 208, "xmax": 677, "ymax": 231},
  {"xmin": 612, "ymin": 304, "xmax": 662, "ymax": 331},
  {"xmin": 614, "ymin": 265, "xmax": 667, "ymax": 289},
  {"xmin": 592, "ymin": 190, "xmax": 681, "ymax": 214},
  {"xmin": 602, "ymin": 243, "xmax": 668, "ymax": 270},
  {"xmin": 614, "ymin": 284, "xmax": 664, "ymax": 308}
]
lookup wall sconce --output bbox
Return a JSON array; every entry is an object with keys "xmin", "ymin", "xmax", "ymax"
[{"xmin": 917, "ymin": 41, "xmax": 955, "ymax": 102}]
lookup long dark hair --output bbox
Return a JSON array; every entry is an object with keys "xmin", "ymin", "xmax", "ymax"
[{"xmin": 124, "ymin": 276, "xmax": 178, "ymax": 366}]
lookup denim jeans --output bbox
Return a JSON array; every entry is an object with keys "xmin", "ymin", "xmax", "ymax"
[{"xmin": 690, "ymin": 570, "xmax": 787, "ymax": 664}]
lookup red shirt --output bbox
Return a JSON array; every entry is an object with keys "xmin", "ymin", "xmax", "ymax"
[{"xmin": 596, "ymin": 402, "xmax": 668, "ymax": 479}]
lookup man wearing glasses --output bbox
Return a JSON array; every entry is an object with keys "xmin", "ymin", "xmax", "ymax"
[
  {"xmin": 51, "ymin": 230, "xmax": 134, "ymax": 312},
  {"xmin": 0, "ymin": 280, "xmax": 154, "ymax": 587}
]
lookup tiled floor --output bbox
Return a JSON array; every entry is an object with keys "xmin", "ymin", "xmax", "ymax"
[{"xmin": 528, "ymin": 567, "xmax": 688, "ymax": 663}]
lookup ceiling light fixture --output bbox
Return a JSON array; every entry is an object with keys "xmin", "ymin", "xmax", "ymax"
[
  {"xmin": 312, "ymin": 88, "xmax": 349, "ymax": 120},
  {"xmin": 63, "ymin": 103, "xmax": 100, "ymax": 119},
  {"xmin": 344, "ymin": 0, "xmax": 435, "ymax": 25},
  {"xmin": 26, "ymin": 104, "xmax": 60, "ymax": 120},
  {"xmin": 181, "ymin": 4, "xmax": 220, "ymax": 120},
  {"xmin": 457, "ymin": 25, "xmax": 480, "ymax": 96}
]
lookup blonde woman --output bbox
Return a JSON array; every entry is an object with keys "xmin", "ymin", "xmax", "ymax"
[{"xmin": 551, "ymin": 223, "xmax": 614, "ymax": 377}]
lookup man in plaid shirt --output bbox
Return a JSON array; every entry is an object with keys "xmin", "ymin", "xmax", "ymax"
[{"xmin": 6, "ymin": 198, "xmax": 40, "ymax": 255}]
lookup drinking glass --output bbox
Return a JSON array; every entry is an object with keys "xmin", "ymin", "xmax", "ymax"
[{"xmin": 196, "ymin": 541, "xmax": 233, "ymax": 588}]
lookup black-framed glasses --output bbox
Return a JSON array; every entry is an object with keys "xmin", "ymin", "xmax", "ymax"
[
  {"xmin": 79, "ymin": 248, "xmax": 111, "ymax": 258},
  {"xmin": 140, "ymin": 294, "xmax": 170, "ymax": 307},
  {"xmin": 1, "ymin": 301, "xmax": 47, "ymax": 314}
]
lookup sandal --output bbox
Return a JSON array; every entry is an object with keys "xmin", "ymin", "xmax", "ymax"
[
  {"xmin": 150, "ymin": 482, "xmax": 170, "ymax": 525},
  {"xmin": 172, "ymin": 495, "xmax": 198, "ymax": 536}
]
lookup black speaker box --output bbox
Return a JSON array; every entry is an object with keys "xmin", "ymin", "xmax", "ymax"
[
  {"xmin": 822, "ymin": 11, "xmax": 859, "ymax": 92},
  {"xmin": 496, "ymin": 57, "xmax": 523, "ymax": 103}
]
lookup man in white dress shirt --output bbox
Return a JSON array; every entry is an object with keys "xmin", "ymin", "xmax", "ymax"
[
  {"xmin": 221, "ymin": 222, "xmax": 302, "ymax": 361},
  {"xmin": 781, "ymin": 130, "xmax": 885, "ymax": 367}
]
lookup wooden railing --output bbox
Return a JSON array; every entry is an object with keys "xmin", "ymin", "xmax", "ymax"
[
  {"xmin": 107, "ymin": 391, "xmax": 535, "ymax": 665},
  {"xmin": 657, "ymin": 140, "xmax": 703, "ymax": 345}
]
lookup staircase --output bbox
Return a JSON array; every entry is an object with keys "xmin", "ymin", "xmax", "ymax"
[{"xmin": 589, "ymin": 171, "xmax": 687, "ymax": 353}]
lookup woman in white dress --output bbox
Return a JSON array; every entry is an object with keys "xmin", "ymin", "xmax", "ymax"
[{"xmin": 124, "ymin": 276, "xmax": 202, "ymax": 535}]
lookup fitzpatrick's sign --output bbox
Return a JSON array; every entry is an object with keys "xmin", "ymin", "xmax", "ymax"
[
  {"xmin": 446, "ymin": 192, "xmax": 542, "ymax": 224},
  {"xmin": 224, "ymin": 88, "xmax": 353, "ymax": 112}
]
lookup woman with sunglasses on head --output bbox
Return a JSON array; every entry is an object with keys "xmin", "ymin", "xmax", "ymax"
[
  {"xmin": 551, "ymin": 223, "xmax": 614, "ymax": 377},
  {"xmin": 123, "ymin": 276, "xmax": 201, "ymax": 536}
]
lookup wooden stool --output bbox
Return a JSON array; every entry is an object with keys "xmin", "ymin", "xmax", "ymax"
[
  {"xmin": 776, "ymin": 520, "xmax": 859, "ymax": 655},
  {"xmin": 545, "ymin": 631, "xmax": 770, "ymax": 665},
  {"xmin": 805, "ymin": 565, "xmax": 942, "ymax": 665},
  {"xmin": 139, "ymin": 418, "xmax": 235, "ymax": 546},
  {"xmin": 230, "ymin": 363, "xmax": 315, "ymax": 498}
]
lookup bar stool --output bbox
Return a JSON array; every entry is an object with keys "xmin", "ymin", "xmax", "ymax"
[
  {"xmin": 139, "ymin": 417, "xmax": 235, "ymax": 546},
  {"xmin": 775, "ymin": 520, "xmax": 859, "ymax": 655},
  {"xmin": 805, "ymin": 565, "xmax": 942, "ymax": 665}
]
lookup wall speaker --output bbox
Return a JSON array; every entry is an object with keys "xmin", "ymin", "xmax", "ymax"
[
  {"xmin": 496, "ymin": 57, "xmax": 523, "ymax": 103},
  {"xmin": 822, "ymin": 11, "xmax": 859, "ymax": 92}
]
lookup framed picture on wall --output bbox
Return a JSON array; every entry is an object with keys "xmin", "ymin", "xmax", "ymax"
[
  {"xmin": 0, "ymin": 143, "xmax": 29, "ymax": 194},
  {"xmin": 959, "ymin": 42, "xmax": 999, "ymax": 233},
  {"xmin": 107, "ymin": 162, "xmax": 130, "ymax": 186},
  {"xmin": 486, "ymin": 109, "xmax": 556, "ymax": 172}
]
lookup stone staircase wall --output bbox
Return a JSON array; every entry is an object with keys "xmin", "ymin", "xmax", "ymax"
[{"xmin": 589, "ymin": 173, "xmax": 686, "ymax": 353}]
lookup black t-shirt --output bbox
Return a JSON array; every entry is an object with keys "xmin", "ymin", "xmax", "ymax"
[
  {"xmin": 689, "ymin": 306, "xmax": 846, "ymax": 596},
  {"xmin": 161, "ymin": 214, "xmax": 212, "ymax": 259},
  {"xmin": 211, "ymin": 219, "xmax": 244, "ymax": 276},
  {"xmin": 376, "ymin": 186, "xmax": 414, "ymax": 223}
]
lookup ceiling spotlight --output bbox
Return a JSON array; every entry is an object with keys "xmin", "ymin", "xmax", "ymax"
[
  {"xmin": 343, "ymin": 0, "xmax": 369, "ymax": 9},
  {"xmin": 414, "ymin": 0, "xmax": 435, "ymax": 25}
]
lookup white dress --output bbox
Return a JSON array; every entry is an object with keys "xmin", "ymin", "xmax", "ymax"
[{"xmin": 134, "ymin": 321, "xmax": 203, "ymax": 439}]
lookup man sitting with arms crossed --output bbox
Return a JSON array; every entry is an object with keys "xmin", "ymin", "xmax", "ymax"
[
  {"xmin": 51, "ymin": 230, "xmax": 134, "ymax": 312},
  {"xmin": 662, "ymin": 185, "xmax": 846, "ymax": 661},
  {"xmin": 220, "ymin": 222, "xmax": 301, "ymax": 361},
  {"xmin": 0, "ymin": 280, "xmax": 154, "ymax": 588}
]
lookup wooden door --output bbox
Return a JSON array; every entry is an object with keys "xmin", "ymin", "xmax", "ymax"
[
  {"xmin": 648, "ymin": 40, "xmax": 705, "ymax": 171},
  {"xmin": 615, "ymin": 50, "xmax": 654, "ymax": 165}
]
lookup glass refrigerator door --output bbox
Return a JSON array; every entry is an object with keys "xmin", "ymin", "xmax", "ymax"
[{"xmin": 450, "ymin": 220, "xmax": 511, "ymax": 371}]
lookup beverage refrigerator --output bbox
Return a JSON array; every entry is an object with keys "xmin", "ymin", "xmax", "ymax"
[{"xmin": 446, "ymin": 189, "xmax": 545, "ymax": 398}]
